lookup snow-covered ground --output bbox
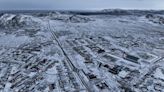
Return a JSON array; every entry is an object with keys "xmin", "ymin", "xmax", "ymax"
[{"xmin": 0, "ymin": 10, "xmax": 164, "ymax": 92}]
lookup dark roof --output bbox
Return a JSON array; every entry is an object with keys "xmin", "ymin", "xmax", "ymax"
[
  {"xmin": 126, "ymin": 55, "xmax": 139, "ymax": 61},
  {"xmin": 124, "ymin": 54, "xmax": 139, "ymax": 63},
  {"xmin": 88, "ymin": 74, "xmax": 97, "ymax": 79}
]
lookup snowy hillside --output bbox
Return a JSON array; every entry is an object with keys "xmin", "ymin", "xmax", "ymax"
[{"xmin": 0, "ymin": 14, "xmax": 41, "ymax": 29}]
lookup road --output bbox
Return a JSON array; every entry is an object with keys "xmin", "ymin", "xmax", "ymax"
[{"xmin": 47, "ymin": 21, "xmax": 93, "ymax": 92}]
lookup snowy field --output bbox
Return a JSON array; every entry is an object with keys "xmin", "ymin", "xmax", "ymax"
[{"xmin": 0, "ymin": 10, "xmax": 164, "ymax": 92}]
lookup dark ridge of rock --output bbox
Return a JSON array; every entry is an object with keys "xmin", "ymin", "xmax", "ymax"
[
  {"xmin": 145, "ymin": 14, "xmax": 164, "ymax": 25},
  {"xmin": 50, "ymin": 14, "xmax": 94, "ymax": 23}
]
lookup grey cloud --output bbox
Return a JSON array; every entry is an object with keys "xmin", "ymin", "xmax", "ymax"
[{"xmin": 0, "ymin": 0, "xmax": 163, "ymax": 10}]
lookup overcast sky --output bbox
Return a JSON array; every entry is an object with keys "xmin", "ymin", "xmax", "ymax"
[{"xmin": 0, "ymin": 0, "xmax": 164, "ymax": 10}]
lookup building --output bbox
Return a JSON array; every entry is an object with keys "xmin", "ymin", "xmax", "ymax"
[{"xmin": 123, "ymin": 53, "xmax": 139, "ymax": 64}]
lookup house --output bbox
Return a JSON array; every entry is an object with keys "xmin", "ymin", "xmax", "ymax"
[
  {"xmin": 96, "ymin": 82, "xmax": 108, "ymax": 90},
  {"xmin": 88, "ymin": 74, "xmax": 97, "ymax": 80}
]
